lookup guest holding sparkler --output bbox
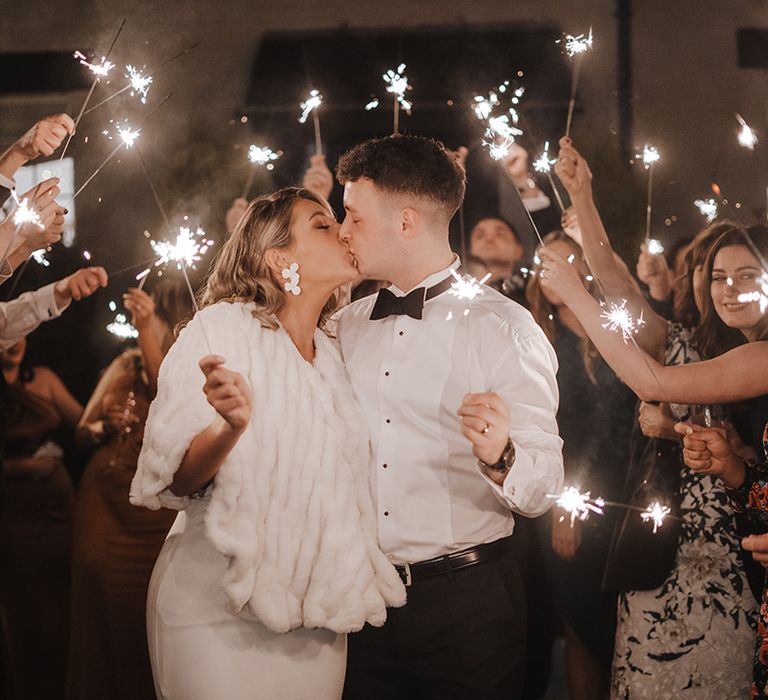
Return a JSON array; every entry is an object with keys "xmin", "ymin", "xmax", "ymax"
[
  {"xmin": 541, "ymin": 218, "xmax": 768, "ymax": 697},
  {"xmin": 0, "ymin": 178, "xmax": 69, "ymax": 280},
  {"xmin": 678, "ymin": 418, "xmax": 768, "ymax": 700},
  {"xmin": 334, "ymin": 134, "xmax": 562, "ymax": 700},
  {"xmin": 67, "ymin": 277, "xmax": 192, "ymax": 700},
  {"xmin": 0, "ymin": 113, "xmax": 74, "ymax": 200},
  {"xmin": 130, "ymin": 187, "xmax": 405, "ymax": 699},
  {"xmin": 0, "ymin": 266, "xmax": 106, "ymax": 700},
  {"xmin": 527, "ymin": 230, "xmax": 636, "ymax": 700}
]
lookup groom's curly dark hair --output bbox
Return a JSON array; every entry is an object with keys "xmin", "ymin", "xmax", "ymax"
[{"xmin": 335, "ymin": 134, "xmax": 466, "ymax": 221}]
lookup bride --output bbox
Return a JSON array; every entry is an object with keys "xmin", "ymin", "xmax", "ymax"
[{"xmin": 130, "ymin": 187, "xmax": 406, "ymax": 700}]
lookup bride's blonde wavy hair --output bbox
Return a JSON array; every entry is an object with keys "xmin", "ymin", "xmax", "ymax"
[{"xmin": 198, "ymin": 187, "xmax": 342, "ymax": 329}]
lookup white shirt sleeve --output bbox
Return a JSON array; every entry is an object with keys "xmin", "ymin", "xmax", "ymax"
[
  {"xmin": 522, "ymin": 191, "xmax": 552, "ymax": 213},
  {"xmin": 0, "ymin": 282, "xmax": 70, "ymax": 350},
  {"xmin": 477, "ymin": 328, "xmax": 564, "ymax": 517}
]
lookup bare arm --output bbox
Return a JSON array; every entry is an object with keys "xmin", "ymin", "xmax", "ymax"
[
  {"xmin": 540, "ymin": 247, "xmax": 768, "ymax": 404},
  {"xmin": 123, "ymin": 287, "xmax": 164, "ymax": 393},
  {"xmin": 555, "ymin": 138, "xmax": 668, "ymax": 358},
  {"xmin": 168, "ymin": 355, "xmax": 252, "ymax": 497},
  {"xmin": 0, "ymin": 114, "xmax": 75, "ymax": 183}
]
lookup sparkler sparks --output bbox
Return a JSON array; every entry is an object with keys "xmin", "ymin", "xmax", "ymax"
[
  {"xmin": 548, "ymin": 486, "xmax": 605, "ymax": 527},
  {"xmin": 694, "ymin": 198, "xmax": 719, "ymax": 223},
  {"xmin": 600, "ymin": 299, "xmax": 646, "ymax": 343},
  {"xmin": 646, "ymin": 239, "xmax": 665, "ymax": 256},
  {"xmin": 640, "ymin": 501, "xmax": 671, "ymax": 533},
  {"xmin": 11, "ymin": 196, "xmax": 43, "ymax": 229},
  {"xmin": 31, "ymin": 249, "xmax": 50, "ymax": 267},
  {"xmin": 448, "ymin": 269, "xmax": 492, "ymax": 302},
  {"xmin": 247, "ymin": 145, "xmax": 282, "ymax": 170},
  {"xmin": 117, "ymin": 125, "xmax": 140, "ymax": 148},
  {"xmin": 365, "ymin": 97, "xmax": 380, "ymax": 111},
  {"xmin": 74, "ymin": 50, "xmax": 115, "ymax": 77},
  {"xmin": 107, "ymin": 313, "xmax": 138, "ymax": 339},
  {"xmin": 736, "ymin": 113, "xmax": 758, "ymax": 150},
  {"xmin": 533, "ymin": 141, "xmax": 557, "ymax": 173},
  {"xmin": 149, "ymin": 225, "xmax": 213, "ymax": 270},
  {"xmin": 383, "ymin": 63, "xmax": 412, "ymax": 113},
  {"xmin": 561, "ymin": 29, "xmax": 594, "ymax": 58},
  {"xmin": 638, "ymin": 144, "xmax": 661, "ymax": 168},
  {"xmin": 484, "ymin": 137, "xmax": 516, "ymax": 161},
  {"xmin": 125, "ymin": 65, "xmax": 153, "ymax": 103},
  {"xmin": 299, "ymin": 89, "xmax": 323, "ymax": 123}
]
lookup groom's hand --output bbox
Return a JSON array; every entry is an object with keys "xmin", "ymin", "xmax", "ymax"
[{"xmin": 458, "ymin": 392, "xmax": 511, "ymax": 466}]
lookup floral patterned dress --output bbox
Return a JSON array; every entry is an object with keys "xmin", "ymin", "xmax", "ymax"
[
  {"xmin": 611, "ymin": 324, "xmax": 757, "ymax": 699},
  {"xmin": 726, "ymin": 422, "xmax": 768, "ymax": 699}
]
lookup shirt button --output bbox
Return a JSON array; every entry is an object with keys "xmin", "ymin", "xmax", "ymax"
[
  {"xmin": 384, "ymin": 511, "xmax": 389, "ymax": 516},
  {"xmin": 384, "ymin": 371, "xmax": 390, "ymax": 376},
  {"xmin": 385, "ymin": 418, "xmax": 391, "ymax": 424},
  {"xmin": 398, "ymin": 331, "xmax": 404, "ymax": 336},
  {"xmin": 382, "ymin": 463, "xmax": 388, "ymax": 469}
]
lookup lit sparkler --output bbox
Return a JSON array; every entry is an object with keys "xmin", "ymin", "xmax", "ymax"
[
  {"xmin": 299, "ymin": 89, "xmax": 322, "ymax": 123},
  {"xmin": 600, "ymin": 299, "xmax": 646, "ymax": 343},
  {"xmin": 58, "ymin": 21, "xmax": 126, "ymax": 168},
  {"xmin": 31, "ymin": 249, "xmax": 50, "ymax": 267},
  {"xmin": 241, "ymin": 145, "xmax": 282, "ymax": 199},
  {"xmin": 560, "ymin": 28, "xmax": 594, "ymax": 137},
  {"xmin": 483, "ymin": 136, "xmax": 516, "ymax": 161},
  {"xmin": 149, "ymin": 225, "xmax": 213, "ymax": 270},
  {"xmin": 247, "ymin": 145, "xmax": 281, "ymax": 168},
  {"xmin": 11, "ymin": 195, "xmax": 43, "ymax": 229},
  {"xmin": 646, "ymin": 238, "xmax": 665, "ymax": 256},
  {"xmin": 640, "ymin": 501, "xmax": 670, "ymax": 533},
  {"xmin": 562, "ymin": 29, "xmax": 594, "ymax": 58},
  {"xmin": 365, "ymin": 97, "xmax": 379, "ymax": 111},
  {"xmin": 533, "ymin": 141, "xmax": 557, "ymax": 174},
  {"xmin": 636, "ymin": 144, "xmax": 661, "ymax": 242},
  {"xmin": 107, "ymin": 312, "xmax": 138, "ymax": 339},
  {"xmin": 67, "ymin": 122, "xmax": 141, "ymax": 204},
  {"xmin": 640, "ymin": 144, "xmax": 660, "ymax": 167},
  {"xmin": 383, "ymin": 64, "xmax": 412, "ymax": 133},
  {"xmin": 449, "ymin": 269, "xmax": 492, "ymax": 303},
  {"xmin": 126, "ymin": 65, "xmax": 153, "ymax": 103},
  {"xmin": 736, "ymin": 113, "xmax": 758, "ymax": 150},
  {"xmin": 694, "ymin": 198, "xmax": 718, "ymax": 223},
  {"xmin": 548, "ymin": 486, "xmax": 605, "ymax": 528},
  {"xmin": 299, "ymin": 89, "xmax": 324, "ymax": 154},
  {"xmin": 73, "ymin": 50, "xmax": 115, "ymax": 77}
]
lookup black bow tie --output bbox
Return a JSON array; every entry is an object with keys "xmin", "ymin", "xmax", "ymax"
[{"xmin": 369, "ymin": 275, "xmax": 454, "ymax": 321}]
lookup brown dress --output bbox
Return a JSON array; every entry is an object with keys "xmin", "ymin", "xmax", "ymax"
[
  {"xmin": 0, "ymin": 379, "xmax": 75, "ymax": 700},
  {"xmin": 67, "ymin": 349, "xmax": 175, "ymax": 700}
]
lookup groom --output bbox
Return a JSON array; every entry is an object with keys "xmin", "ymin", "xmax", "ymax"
[{"xmin": 334, "ymin": 134, "xmax": 563, "ymax": 699}]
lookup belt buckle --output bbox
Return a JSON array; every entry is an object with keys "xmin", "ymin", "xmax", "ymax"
[{"xmin": 400, "ymin": 562, "xmax": 412, "ymax": 587}]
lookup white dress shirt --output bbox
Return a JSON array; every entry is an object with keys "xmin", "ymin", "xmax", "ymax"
[
  {"xmin": 0, "ymin": 283, "xmax": 68, "ymax": 351},
  {"xmin": 336, "ymin": 259, "xmax": 563, "ymax": 564}
]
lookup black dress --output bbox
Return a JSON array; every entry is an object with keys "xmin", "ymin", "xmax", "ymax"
[{"xmin": 537, "ymin": 320, "xmax": 636, "ymax": 668}]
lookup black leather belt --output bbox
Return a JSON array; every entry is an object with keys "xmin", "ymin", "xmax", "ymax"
[{"xmin": 394, "ymin": 537, "xmax": 511, "ymax": 587}]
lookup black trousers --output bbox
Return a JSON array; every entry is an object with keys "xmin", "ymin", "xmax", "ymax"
[{"xmin": 343, "ymin": 540, "xmax": 526, "ymax": 700}]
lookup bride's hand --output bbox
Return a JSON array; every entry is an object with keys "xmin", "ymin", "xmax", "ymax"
[{"xmin": 199, "ymin": 355, "xmax": 252, "ymax": 431}]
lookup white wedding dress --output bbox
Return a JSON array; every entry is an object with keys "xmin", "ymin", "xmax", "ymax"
[{"xmin": 147, "ymin": 501, "xmax": 347, "ymax": 700}]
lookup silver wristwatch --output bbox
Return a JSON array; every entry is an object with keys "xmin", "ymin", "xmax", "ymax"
[{"xmin": 479, "ymin": 439, "xmax": 516, "ymax": 474}]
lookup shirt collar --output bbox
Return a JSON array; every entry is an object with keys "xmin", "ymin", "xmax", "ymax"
[{"xmin": 388, "ymin": 255, "xmax": 461, "ymax": 297}]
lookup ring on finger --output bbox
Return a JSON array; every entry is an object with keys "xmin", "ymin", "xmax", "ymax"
[{"xmin": 482, "ymin": 423, "xmax": 490, "ymax": 435}]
